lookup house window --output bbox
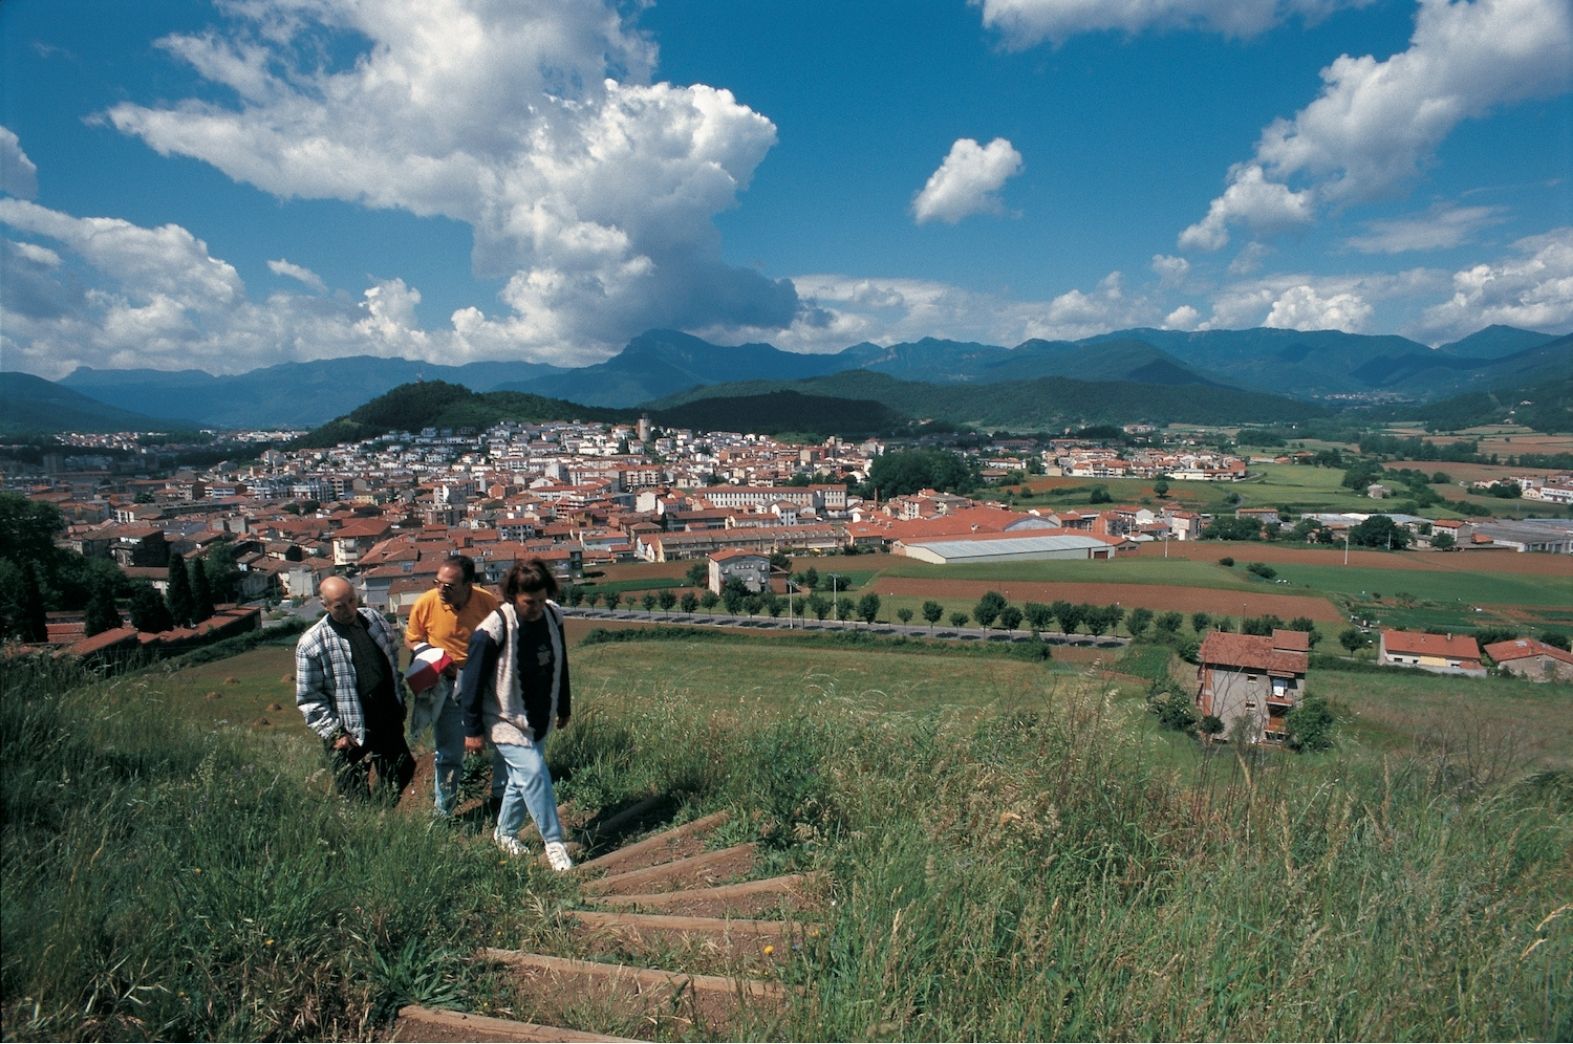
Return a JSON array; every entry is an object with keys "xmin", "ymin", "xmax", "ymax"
[{"xmin": 1272, "ymin": 678, "xmax": 1289, "ymax": 698}]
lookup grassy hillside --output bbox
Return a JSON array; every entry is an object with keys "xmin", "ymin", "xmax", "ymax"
[{"xmin": 5, "ymin": 633, "xmax": 1569, "ymax": 1040}]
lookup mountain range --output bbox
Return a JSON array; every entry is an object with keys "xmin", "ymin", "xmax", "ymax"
[{"xmin": 1, "ymin": 324, "xmax": 1565, "ymax": 433}]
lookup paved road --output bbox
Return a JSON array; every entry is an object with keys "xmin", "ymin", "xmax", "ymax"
[{"xmin": 560, "ymin": 606, "xmax": 1127, "ymax": 649}]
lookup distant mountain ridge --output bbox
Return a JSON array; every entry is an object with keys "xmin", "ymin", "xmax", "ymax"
[
  {"xmin": 0, "ymin": 372, "xmax": 186, "ymax": 435},
  {"xmin": 9, "ymin": 323, "xmax": 1566, "ymax": 431}
]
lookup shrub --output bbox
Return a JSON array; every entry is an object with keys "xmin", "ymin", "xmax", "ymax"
[
  {"xmin": 1218, "ymin": 556, "xmax": 1235, "ymax": 567},
  {"xmin": 1148, "ymin": 685, "xmax": 1198, "ymax": 732},
  {"xmin": 1286, "ymin": 694, "xmax": 1336, "ymax": 752}
]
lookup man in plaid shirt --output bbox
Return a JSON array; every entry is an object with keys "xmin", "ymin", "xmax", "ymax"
[{"xmin": 296, "ymin": 576, "xmax": 414, "ymax": 803}]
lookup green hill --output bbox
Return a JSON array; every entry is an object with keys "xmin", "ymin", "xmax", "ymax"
[
  {"xmin": 0, "ymin": 371, "xmax": 185, "ymax": 435},
  {"xmin": 649, "ymin": 369, "xmax": 1325, "ymax": 429},
  {"xmin": 294, "ymin": 381, "xmax": 629, "ymax": 446}
]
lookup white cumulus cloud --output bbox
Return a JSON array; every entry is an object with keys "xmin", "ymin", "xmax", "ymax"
[
  {"xmin": 1265, "ymin": 284, "xmax": 1373, "ymax": 331},
  {"xmin": 267, "ymin": 258, "xmax": 326, "ymax": 292},
  {"xmin": 1183, "ymin": 0, "xmax": 1573, "ymax": 251},
  {"xmin": 975, "ymin": 0, "xmax": 1372, "ymax": 48},
  {"xmin": 0, "ymin": 126, "xmax": 38, "ymax": 200},
  {"xmin": 1418, "ymin": 226, "xmax": 1573, "ymax": 340},
  {"xmin": 100, "ymin": 0, "xmax": 798, "ymax": 365},
  {"xmin": 912, "ymin": 138, "xmax": 1024, "ymax": 225}
]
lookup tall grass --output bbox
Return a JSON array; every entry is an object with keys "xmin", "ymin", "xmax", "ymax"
[
  {"xmin": 0, "ymin": 659, "xmax": 575, "ymax": 1041},
  {"xmin": 6, "ymin": 648, "xmax": 1569, "ymax": 1040}
]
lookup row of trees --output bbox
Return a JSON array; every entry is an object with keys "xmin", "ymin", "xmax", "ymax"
[{"xmin": 0, "ymin": 493, "xmax": 239, "ymax": 643}]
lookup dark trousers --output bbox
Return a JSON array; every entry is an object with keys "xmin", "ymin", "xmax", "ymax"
[{"xmin": 325, "ymin": 731, "xmax": 415, "ymax": 805}]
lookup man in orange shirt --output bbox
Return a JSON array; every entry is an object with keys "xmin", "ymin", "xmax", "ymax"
[{"xmin": 405, "ymin": 554, "xmax": 503, "ymax": 817}]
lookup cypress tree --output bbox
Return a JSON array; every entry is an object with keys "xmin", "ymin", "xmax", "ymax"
[
  {"xmin": 166, "ymin": 553, "xmax": 194, "ymax": 627},
  {"xmin": 191, "ymin": 558, "xmax": 215, "ymax": 622},
  {"xmin": 18, "ymin": 562, "xmax": 48, "ymax": 643},
  {"xmin": 84, "ymin": 577, "xmax": 123, "ymax": 637},
  {"xmin": 129, "ymin": 582, "xmax": 173, "ymax": 633}
]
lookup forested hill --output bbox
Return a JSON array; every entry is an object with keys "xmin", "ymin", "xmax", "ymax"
[
  {"xmin": 649, "ymin": 370, "xmax": 1328, "ymax": 429},
  {"xmin": 293, "ymin": 381, "xmax": 630, "ymax": 447}
]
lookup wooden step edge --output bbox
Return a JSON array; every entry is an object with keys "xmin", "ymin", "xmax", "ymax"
[
  {"xmin": 582, "ymin": 841, "xmax": 756, "ymax": 895},
  {"xmin": 577, "ymin": 793, "xmax": 670, "ymax": 842},
  {"xmin": 565, "ymin": 910, "xmax": 791, "ymax": 935},
  {"xmin": 590, "ymin": 872, "xmax": 822, "ymax": 911},
  {"xmin": 478, "ymin": 949, "xmax": 786, "ymax": 1001},
  {"xmin": 393, "ymin": 1003, "xmax": 639, "ymax": 1042},
  {"xmin": 577, "ymin": 809, "xmax": 731, "ymax": 874}
]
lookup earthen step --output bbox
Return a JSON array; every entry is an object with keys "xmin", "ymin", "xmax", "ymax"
[
  {"xmin": 564, "ymin": 909, "xmax": 798, "ymax": 964},
  {"xmin": 578, "ymin": 810, "xmax": 731, "ymax": 876},
  {"xmin": 479, "ymin": 949, "xmax": 785, "ymax": 1034},
  {"xmin": 582, "ymin": 842, "xmax": 757, "ymax": 896},
  {"xmin": 578, "ymin": 793, "xmax": 674, "ymax": 845},
  {"xmin": 591, "ymin": 872, "xmax": 822, "ymax": 918},
  {"xmin": 392, "ymin": 1003, "xmax": 638, "ymax": 1042}
]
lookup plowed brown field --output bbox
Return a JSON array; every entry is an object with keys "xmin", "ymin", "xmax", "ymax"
[{"xmin": 875, "ymin": 577, "xmax": 1341, "ymax": 622}]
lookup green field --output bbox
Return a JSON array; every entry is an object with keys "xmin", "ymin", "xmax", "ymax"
[
  {"xmin": 8, "ymin": 619, "xmax": 1571, "ymax": 1041},
  {"xmin": 1270, "ymin": 562, "xmax": 1570, "ymax": 607}
]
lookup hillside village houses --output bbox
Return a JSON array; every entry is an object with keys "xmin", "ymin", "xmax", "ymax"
[{"xmin": 10, "ymin": 417, "xmax": 1572, "ymax": 662}]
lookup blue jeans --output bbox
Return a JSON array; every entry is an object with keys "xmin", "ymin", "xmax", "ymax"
[
  {"xmin": 432, "ymin": 675, "xmax": 505, "ymax": 815},
  {"xmin": 495, "ymin": 738, "xmax": 564, "ymax": 845}
]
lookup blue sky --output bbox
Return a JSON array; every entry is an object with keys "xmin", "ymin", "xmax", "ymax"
[{"xmin": 2, "ymin": 0, "xmax": 1570, "ymax": 379}]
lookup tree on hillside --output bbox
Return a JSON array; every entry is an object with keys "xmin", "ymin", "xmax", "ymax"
[
  {"xmin": 1127, "ymin": 607, "xmax": 1154, "ymax": 639},
  {"xmin": 949, "ymin": 611, "xmax": 970, "ymax": 629},
  {"xmin": 680, "ymin": 591, "xmax": 698, "ymax": 613},
  {"xmin": 1053, "ymin": 600, "xmax": 1083, "ymax": 635},
  {"xmin": 1082, "ymin": 604, "xmax": 1114, "ymax": 637},
  {"xmin": 1191, "ymin": 611, "xmax": 1211, "ymax": 634},
  {"xmin": 166, "ymin": 554, "xmax": 194, "ymax": 627},
  {"xmin": 16, "ymin": 563, "xmax": 48, "ymax": 642},
  {"xmin": 0, "ymin": 493, "xmax": 65, "ymax": 572},
  {"xmin": 922, "ymin": 600, "xmax": 943, "ymax": 629},
  {"xmin": 857, "ymin": 592, "xmax": 881, "ymax": 624},
  {"xmin": 191, "ymin": 560, "xmax": 215, "ymax": 622},
  {"xmin": 642, "ymin": 593, "xmax": 657, "ymax": 612},
  {"xmin": 974, "ymin": 591, "xmax": 1007, "ymax": 629},
  {"xmin": 897, "ymin": 607, "xmax": 913, "ymax": 626},
  {"xmin": 835, "ymin": 596, "xmax": 854, "ymax": 622},
  {"xmin": 605, "ymin": 591, "xmax": 623, "ymax": 612},
  {"xmin": 128, "ymin": 582, "xmax": 173, "ymax": 633},
  {"xmin": 1349, "ymin": 515, "xmax": 1410, "ymax": 549},
  {"xmin": 83, "ymin": 576, "xmax": 123, "ymax": 637},
  {"xmin": 999, "ymin": 606, "xmax": 1024, "ymax": 633},
  {"xmin": 864, "ymin": 449, "xmax": 980, "ymax": 498},
  {"xmin": 1024, "ymin": 601, "xmax": 1054, "ymax": 635},
  {"xmin": 658, "ymin": 589, "xmax": 677, "ymax": 611},
  {"xmin": 807, "ymin": 594, "xmax": 830, "ymax": 620}
]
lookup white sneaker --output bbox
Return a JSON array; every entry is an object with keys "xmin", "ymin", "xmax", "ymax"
[
  {"xmin": 544, "ymin": 840, "xmax": 574, "ymax": 872},
  {"xmin": 494, "ymin": 831, "xmax": 528, "ymax": 858}
]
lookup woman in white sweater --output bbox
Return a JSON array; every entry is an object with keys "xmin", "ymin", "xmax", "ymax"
[{"xmin": 459, "ymin": 558, "xmax": 574, "ymax": 871}]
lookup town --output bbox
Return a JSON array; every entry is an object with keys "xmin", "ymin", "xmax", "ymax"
[{"xmin": 6, "ymin": 415, "xmax": 1570, "ymax": 686}]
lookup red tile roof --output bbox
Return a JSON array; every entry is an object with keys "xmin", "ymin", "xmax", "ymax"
[
  {"xmin": 1381, "ymin": 629, "xmax": 1481, "ymax": 660},
  {"xmin": 1483, "ymin": 638, "xmax": 1573, "ymax": 666},
  {"xmin": 1198, "ymin": 631, "xmax": 1309, "ymax": 676}
]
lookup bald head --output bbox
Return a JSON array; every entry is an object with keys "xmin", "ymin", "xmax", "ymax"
[{"xmin": 319, "ymin": 576, "xmax": 357, "ymax": 625}]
